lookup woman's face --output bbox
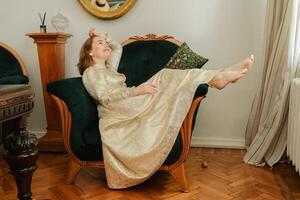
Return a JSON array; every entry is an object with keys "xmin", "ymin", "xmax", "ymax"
[{"xmin": 90, "ymin": 36, "xmax": 111, "ymax": 61}]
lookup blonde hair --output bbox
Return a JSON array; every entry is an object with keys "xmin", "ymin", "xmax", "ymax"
[{"xmin": 77, "ymin": 35, "xmax": 98, "ymax": 75}]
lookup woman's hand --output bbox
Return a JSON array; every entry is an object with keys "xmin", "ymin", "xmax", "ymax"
[
  {"xmin": 89, "ymin": 27, "xmax": 97, "ymax": 37},
  {"xmin": 134, "ymin": 83, "xmax": 158, "ymax": 96},
  {"xmin": 89, "ymin": 28, "xmax": 110, "ymax": 43}
]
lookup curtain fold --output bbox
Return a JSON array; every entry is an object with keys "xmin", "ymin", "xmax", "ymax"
[{"xmin": 244, "ymin": 0, "xmax": 300, "ymax": 166}]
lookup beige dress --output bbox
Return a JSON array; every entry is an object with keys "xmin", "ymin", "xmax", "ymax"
[{"xmin": 82, "ymin": 38, "xmax": 219, "ymax": 189}]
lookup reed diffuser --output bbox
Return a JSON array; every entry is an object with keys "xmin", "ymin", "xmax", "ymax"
[{"xmin": 39, "ymin": 12, "xmax": 47, "ymax": 33}]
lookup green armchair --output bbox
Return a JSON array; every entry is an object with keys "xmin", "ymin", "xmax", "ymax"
[{"xmin": 46, "ymin": 34, "xmax": 209, "ymax": 192}]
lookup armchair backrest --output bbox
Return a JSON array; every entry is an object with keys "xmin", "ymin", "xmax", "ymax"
[
  {"xmin": 0, "ymin": 42, "xmax": 29, "ymax": 84},
  {"xmin": 118, "ymin": 35, "xmax": 181, "ymax": 86}
]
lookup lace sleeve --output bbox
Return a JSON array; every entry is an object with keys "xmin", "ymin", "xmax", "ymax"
[
  {"xmin": 82, "ymin": 67, "xmax": 136, "ymax": 107},
  {"xmin": 105, "ymin": 34, "xmax": 123, "ymax": 70}
]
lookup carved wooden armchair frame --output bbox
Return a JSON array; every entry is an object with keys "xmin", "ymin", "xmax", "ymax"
[{"xmin": 50, "ymin": 34, "xmax": 206, "ymax": 192}]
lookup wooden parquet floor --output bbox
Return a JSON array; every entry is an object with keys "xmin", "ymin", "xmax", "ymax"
[{"xmin": 1, "ymin": 148, "xmax": 300, "ymax": 200}]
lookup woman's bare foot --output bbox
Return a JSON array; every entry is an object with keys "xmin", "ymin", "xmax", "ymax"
[
  {"xmin": 224, "ymin": 55, "xmax": 254, "ymax": 74},
  {"xmin": 209, "ymin": 71, "xmax": 245, "ymax": 89},
  {"xmin": 208, "ymin": 55, "xmax": 254, "ymax": 89}
]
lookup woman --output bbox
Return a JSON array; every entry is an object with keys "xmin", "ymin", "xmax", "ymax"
[{"xmin": 78, "ymin": 28, "xmax": 254, "ymax": 189}]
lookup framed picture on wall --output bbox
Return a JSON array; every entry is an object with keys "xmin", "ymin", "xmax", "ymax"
[{"xmin": 78, "ymin": 0, "xmax": 137, "ymax": 19}]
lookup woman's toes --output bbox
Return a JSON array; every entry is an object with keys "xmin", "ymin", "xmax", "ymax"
[
  {"xmin": 224, "ymin": 55, "xmax": 254, "ymax": 73},
  {"xmin": 210, "ymin": 69, "xmax": 247, "ymax": 89},
  {"xmin": 241, "ymin": 68, "xmax": 248, "ymax": 74}
]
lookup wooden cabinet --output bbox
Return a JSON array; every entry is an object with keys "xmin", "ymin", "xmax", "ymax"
[{"xmin": 27, "ymin": 32, "xmax": 72, "ymax": 152}]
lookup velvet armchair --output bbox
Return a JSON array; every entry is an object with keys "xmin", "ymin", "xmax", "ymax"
[{"xmin": 46, "ymin": 34, "xmax": 209, "ymax": 192}]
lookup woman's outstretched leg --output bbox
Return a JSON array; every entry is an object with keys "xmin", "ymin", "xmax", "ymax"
[{"xmin": 208, "ymin": 55, "xmax": 254, "ymax": 90}]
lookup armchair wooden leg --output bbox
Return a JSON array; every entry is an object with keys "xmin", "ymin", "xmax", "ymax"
[
  {"xmin": 66, "ymin": 160, "xmax": 81, "ymax": 184},
  {"xmin": 169, "ymin": 163, "xmax": 189, "ymax": 193}
]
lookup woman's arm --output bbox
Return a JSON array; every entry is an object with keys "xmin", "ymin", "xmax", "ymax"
[
  {"xmin": 83, "ymin": 68, "xmax": 158, "ymax": 107},
  {"xmin": 82, "ymin": 68, "xmax": 135, "ymax": 107},
  {"xmin": 104, "ymin": 34, "xmax": 123, "ymax": 70},
  {"xmin": 100, "ymin": 86, "xmax": 136, "ymax": 106},
  {"xmin": 100, "ymin": 81, "xmax": 159, "ymax": 106}
]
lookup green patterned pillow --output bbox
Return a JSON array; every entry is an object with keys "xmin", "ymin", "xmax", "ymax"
[{"xmin": 164, "ymin": 42, "xmax": 208, "ymax": 69}]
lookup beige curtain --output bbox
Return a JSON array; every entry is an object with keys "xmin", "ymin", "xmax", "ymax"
[{"xmin": 244, "ymin": 0, "xmax": 300, "ymax": 166}]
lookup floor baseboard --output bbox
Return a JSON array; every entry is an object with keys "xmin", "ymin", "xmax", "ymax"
[{"xmin": 191, "ymin": 136, "xmax": 245, "ymax": 149}]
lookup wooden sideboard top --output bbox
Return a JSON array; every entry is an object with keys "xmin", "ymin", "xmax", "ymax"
[
  {"xmin": 0, "ymin": 84, "xmax": 31, "ymax": 95},
  {"xmin": 26, "ymin": 32, "xmax": 72, "ymax": 37},
  {"xmin": 0, "ymin": 84, "xmax": 34, "ymax": 122}
]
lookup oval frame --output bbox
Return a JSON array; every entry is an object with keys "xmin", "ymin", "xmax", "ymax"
[{"xmin": 78, "ymin": 0, "xmax": 137, "ymax": 19}]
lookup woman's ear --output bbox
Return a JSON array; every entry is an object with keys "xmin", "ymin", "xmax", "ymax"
[{"xmin": 89, "ymin": 51, "xmax": 93, "ymax": 56}]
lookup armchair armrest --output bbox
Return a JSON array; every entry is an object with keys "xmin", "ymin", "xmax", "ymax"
[{"xmin": 193, "ymin": 83, "xmax": 209, "ymax": 99}]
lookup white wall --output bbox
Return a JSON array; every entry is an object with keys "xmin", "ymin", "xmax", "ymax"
[{"xmin": 0, "ymin": 0, "xmax": 267, "ymax": 148}]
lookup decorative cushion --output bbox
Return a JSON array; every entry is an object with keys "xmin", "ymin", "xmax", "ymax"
[{"xmin": 164, "ymin": 42, "xmax": 208, "ymax": 70}]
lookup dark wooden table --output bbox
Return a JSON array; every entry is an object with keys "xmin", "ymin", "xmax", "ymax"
[{"xmin": 0, "ymin": 84, "xmax": 38, "ymax": 200}]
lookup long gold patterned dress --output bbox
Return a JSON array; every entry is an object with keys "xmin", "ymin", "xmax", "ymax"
[{"xmin": 82, "ymin": 37, "xmax": 219, "ymax": 189}]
